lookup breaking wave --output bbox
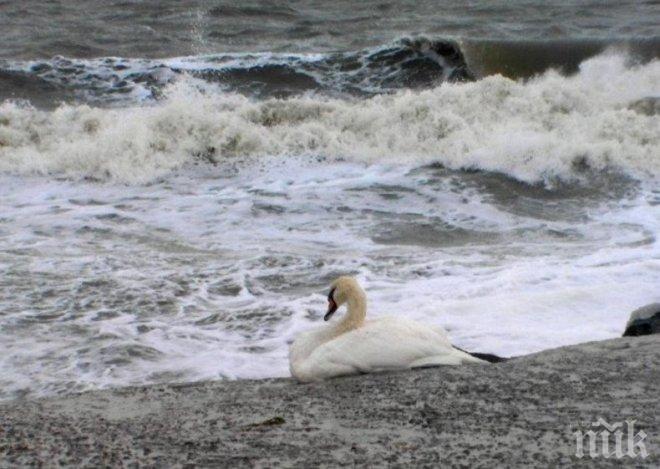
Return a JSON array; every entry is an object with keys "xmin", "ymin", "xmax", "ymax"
[
  {"xmin": 0, "ymin": 52, "xmax": 658, "ymax": 185},
  {"xmin": 0, "ymin": 38, "xmax": 471, "ymax": 105},
  {"xmin": 2, "ymin": 36, "xmax": 657, "ymax": 107}
]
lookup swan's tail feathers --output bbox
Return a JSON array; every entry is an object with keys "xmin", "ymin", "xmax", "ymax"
[{"xmin": 452, "ymin": 345, "xmax": 508, "ymax": 363}]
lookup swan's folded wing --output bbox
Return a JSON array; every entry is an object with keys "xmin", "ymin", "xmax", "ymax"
[{"xmin": 306, "ymin": 317, "xmax": 475, "ymax": 373}]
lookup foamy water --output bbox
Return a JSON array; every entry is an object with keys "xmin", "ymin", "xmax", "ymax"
[
  {"xmin": 1, "ymin": 53, "xmax": 658, "ymax": 184},
  {"xmin": 0, "ymin": 49, "xmax": 659, "ymax": 400}
]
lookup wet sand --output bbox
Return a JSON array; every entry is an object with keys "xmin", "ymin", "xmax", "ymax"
[{"xmin": 1, "ymin": 336, "xmax": 658, "ymax": 467}]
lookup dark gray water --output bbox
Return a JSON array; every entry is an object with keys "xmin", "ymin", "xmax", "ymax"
[
  {"xmin": 3, "ymin": 0, "xmax": 659, "ymax": 59},
  {"xmin": 1, "ymin": 0, "xmax": 659, "ymax": 106}
]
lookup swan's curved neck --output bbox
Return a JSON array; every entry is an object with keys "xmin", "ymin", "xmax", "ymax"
[{"xmin": 334, "ymin": 290, "xmax": 367, "ymax": 335}]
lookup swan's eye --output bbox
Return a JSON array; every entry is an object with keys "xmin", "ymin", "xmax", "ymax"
[{"xmin": 328, "ymin": 288, "xmax": 336, "ymax": 302}]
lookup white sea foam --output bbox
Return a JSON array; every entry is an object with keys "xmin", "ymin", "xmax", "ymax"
[{"xmin": 1, "ymin": 52, "xmax": 658, "ymax": 184}]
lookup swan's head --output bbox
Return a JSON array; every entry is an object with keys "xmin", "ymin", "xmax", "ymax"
[{"xmin": 324, "ymin": 276, "xmax": 364, "ymax": 321}]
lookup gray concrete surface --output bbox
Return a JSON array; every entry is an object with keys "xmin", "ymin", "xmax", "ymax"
[{"xmin": 1, "ymin": 336, "xmax": 658, "ymax": 467}]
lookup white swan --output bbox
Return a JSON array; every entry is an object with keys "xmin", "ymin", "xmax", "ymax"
[{"xmin": 289, "ymin": 276, "xmax": 486, "ymax": 382}]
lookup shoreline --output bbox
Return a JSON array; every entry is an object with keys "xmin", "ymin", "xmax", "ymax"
[{"xmin": 1, "ymin": 336, "xmax": 658, "ymax": 467}]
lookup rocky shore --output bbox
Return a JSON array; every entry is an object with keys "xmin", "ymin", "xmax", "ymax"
[{"xmin": 1, "ymin": 336, "xmax": 658, "ymax": 467}]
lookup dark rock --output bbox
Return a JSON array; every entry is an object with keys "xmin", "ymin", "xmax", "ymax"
[{"xmin": 623, "ymin": 303, "xmax": 660, "ymax": 337}]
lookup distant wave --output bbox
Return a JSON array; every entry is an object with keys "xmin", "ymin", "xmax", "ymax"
[
  {"xmin": 2, "ymin": 36, "xmax": 658, "ymax": 107},
  {"xmin": 0, "ymin": 52, "xmax": 658, "ymax": 184},
  {"xmin": 0, "ymin": 38, "xmax": 472, "ymax": 105}
]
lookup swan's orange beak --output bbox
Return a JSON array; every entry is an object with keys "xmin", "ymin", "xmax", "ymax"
[{"xmin": 324, "ymin": 298, "xmax": 338, "ymax": 321}]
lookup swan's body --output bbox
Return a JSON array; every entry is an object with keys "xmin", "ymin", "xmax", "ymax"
[{"xmin": 289, "ymin": 276, "xmax": 484, "ymax": 382}]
